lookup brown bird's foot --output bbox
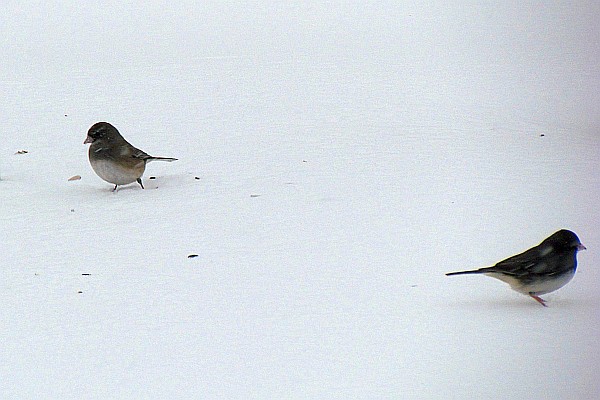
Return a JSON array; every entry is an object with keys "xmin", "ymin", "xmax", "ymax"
[
  {"xmin": 529, "ymin": 294, "xmax": 548, "ymax": 307},
  {"xmin": 137, "ymin": 178, "xmax": 144, "ymax": 189}
]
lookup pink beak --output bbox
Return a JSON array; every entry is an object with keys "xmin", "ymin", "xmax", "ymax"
[
  {"xmin": 577, "ymin": 244, "xmax": 587, "ymax": 251},
  {"xmin": 84, "ymin": 136, "xmax": 93, "ymax": 144}
]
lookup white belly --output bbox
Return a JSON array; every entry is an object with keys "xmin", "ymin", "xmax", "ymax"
[
  {"xmin": 485, "ymin": 270, "xmax": 576, "ymax": 296},
  {"xmin": 90, "ymin": 159, "xmax": 144, "ymax": 185},
  {"xmin": 522, "ymin": 271, "xmax": 576, "ymax": 295}
]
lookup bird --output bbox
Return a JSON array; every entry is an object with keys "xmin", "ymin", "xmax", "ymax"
[
  {"xmin": 84, "ymin": 122, "xmax": 177, "ymax": 191},
  {"xmin": 446, "ymin": 230, "xmax": 586, "ymax": 306}
]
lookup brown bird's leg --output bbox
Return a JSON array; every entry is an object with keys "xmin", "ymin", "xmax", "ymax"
[
  {"xmin": 137, "ymin": 178, "xmax": 144, "ymax": 189},
  {"xmin": 529, "ymin": 294, "xmax": 548, "ymax": 307}
]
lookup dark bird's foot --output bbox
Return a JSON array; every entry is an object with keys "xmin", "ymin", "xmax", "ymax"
[
  {"xmin": 137, "ymin": 178, "xmax": 144, "ymax": 189},
  {"xmin": 112, "ymin": 184, "xmax": 118, "ymax": 192},
  {"xmin": 529, "ymin": 294, "xmax": 548, "ymax": 307}
]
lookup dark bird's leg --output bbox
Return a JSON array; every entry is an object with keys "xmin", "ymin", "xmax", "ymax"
[
  {"xmin": 137, "ymin": 178, "xmax": 145, "ymax": 189},
  {"xmin": 529, "ymin": 294, "xmax": 548, "ymax": 307},
  {"xmin": 112, "ymin": 184, "xmax": 118, "ymax": 192}
]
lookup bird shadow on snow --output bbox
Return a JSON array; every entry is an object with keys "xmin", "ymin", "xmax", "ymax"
[
  {"xmin": 445, "ymin": 295, "xmax": 595, "ymax": 310},
  {"xmin": 140, "ymin": 173, "xmax": 200, "ymax": 190},
  {"xmin": 71, "ymin": 173, "xmax": 199, "ymax": 194}
]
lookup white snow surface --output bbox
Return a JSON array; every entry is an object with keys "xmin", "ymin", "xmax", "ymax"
[{"xmin": 1, "ymin": 2, "xmax": 599, "ymax": 399}]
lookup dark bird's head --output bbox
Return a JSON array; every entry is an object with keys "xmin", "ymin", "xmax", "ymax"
[
  {"xmin": 544, "ymin": 230, "xmax": 586, "ymax": 253},
  {"xmin": 84, "ymin": 122, "xmax": 122, "ymax": 145}
]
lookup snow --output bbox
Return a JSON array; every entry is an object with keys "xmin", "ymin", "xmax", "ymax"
[{"xmin": 1, "ymin": 2, "xmax": 599, "ymax": 399}]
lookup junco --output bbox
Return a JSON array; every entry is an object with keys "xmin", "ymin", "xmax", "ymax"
[
  {"xmin": 446, "ymin": 230, "xmax": 586, "ymax": 306},
  {"xmin": 84, "ymin": 122, "xmax": 177, "ymax": 191}
]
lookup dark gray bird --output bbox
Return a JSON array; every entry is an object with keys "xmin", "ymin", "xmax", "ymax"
[
  {"xmin": 446, "ymin": 230, "xmax": 586, "ymax": 306},
  {"xmin": 84, "ymin": 122, "xmax": 177, "ymax": 191}
]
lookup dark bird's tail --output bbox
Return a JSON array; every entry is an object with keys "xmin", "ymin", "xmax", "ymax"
[
  {"xmin": 148, "ymin": 156, "xmax": 178, "ymax": 162},
  {"xmin": 445, "ymin": 269, "xmax": 487, "ymax": 276}
]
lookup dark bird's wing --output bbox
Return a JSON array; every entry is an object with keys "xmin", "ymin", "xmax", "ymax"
[
  {"xmin": 131, "ymin": 147, "xmax": 153, "ymax": 161},
  {"xmin": 131, "ymin": 147, "xmax": 177, "ymax": 162},
  {"xmin": 446, "ymin": 244, "xmax": 553, "ymax": 277},
  {"xmin": 486, "ymin": 246, "xmax": 544, "ymax": 276}
]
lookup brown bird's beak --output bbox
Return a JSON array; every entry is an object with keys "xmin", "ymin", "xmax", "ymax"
[
  {"xmin": 577, "ymin": 244, "xmax": 587, "ymax": 251},
  {"xmin": 84, "ymin": 136, "xmax": 94, "ymax": 144}
]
